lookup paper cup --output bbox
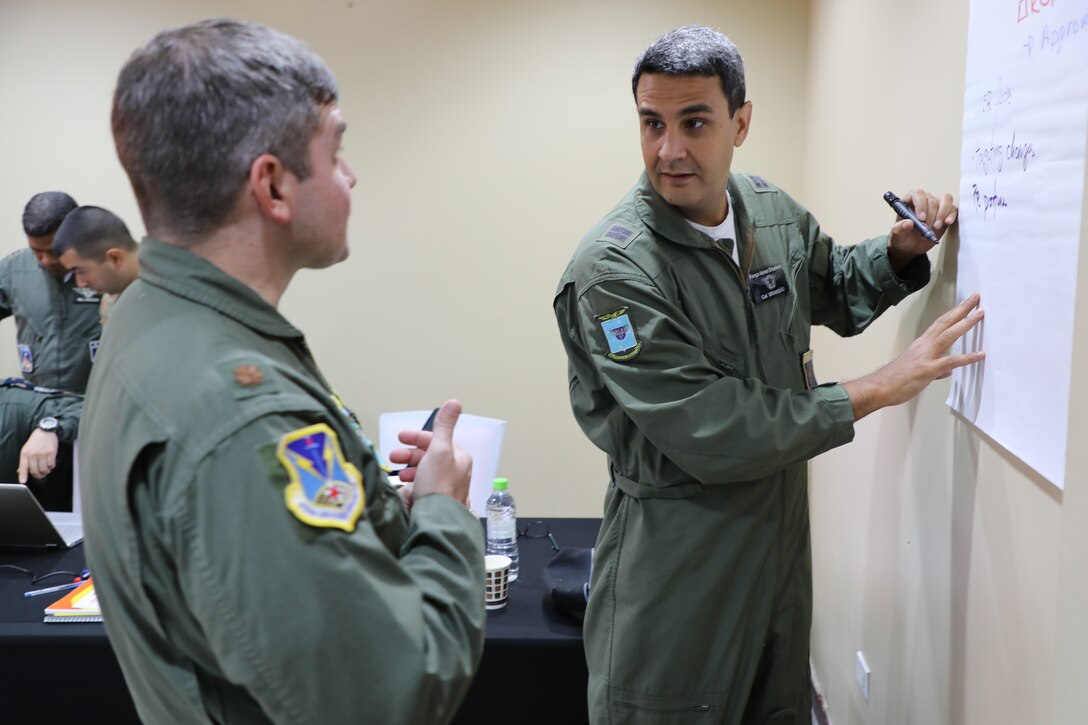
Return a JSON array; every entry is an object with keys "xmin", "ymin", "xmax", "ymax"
[{"xmin": 484, "ymin": 554, "xmax": 512, "ymax": 610}]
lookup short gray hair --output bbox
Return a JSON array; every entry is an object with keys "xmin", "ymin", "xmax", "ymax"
[
  {"xmin": 22, "ymin": 192, "xmax": 78, "ymax": 237},
  {"xmin": 111, "ymin": 19, "xmax": 339, "ymax": 242},
  {"xmin": 632, "ymin": 25, "xmax": 746, "ymax": 116}
]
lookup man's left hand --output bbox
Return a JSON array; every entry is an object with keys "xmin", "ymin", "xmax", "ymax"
[
  {"xmin": 18, "ymin": 429, "xmax": 59, "ymax": 483},
  {"xmin": 887, "ymin": 188, "xmax": 958, "ymax": 271}
]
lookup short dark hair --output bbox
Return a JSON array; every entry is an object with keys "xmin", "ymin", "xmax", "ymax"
[
  {"xmin": 53, "ymin": 206, "xmax": 137, "ymax": 261},
  {"xmin": 632, "ymin": 25, "xmax": 746, "ymax": 116},
  {"xmin": 22, "ymin": 192, "xmax": 78, "ymax": 237},
  {"xmin": 112, "ymin": 19, "xmax": 339, "ymax": 242}
]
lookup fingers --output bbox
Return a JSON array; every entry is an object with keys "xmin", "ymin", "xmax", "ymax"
[
  {"xmin": 900, "ymin": 188, "xmax": 958, "ymax": 236},
  {"xmin": 388, "ymin": 446, "xmax": 426, "ymax": 467},
  {"xmin": 930, "ymin": 292, "xmax": 981, "ymax": 331},
  {"xmin": 20, "ymin": 452, "xmax": 55, "ymax": 480},
  {"xmin": 936, "ymin": 192, "xmax": 957, "ymax": 228},
  {"xmin": 396, "ymin": 429, "xmax": 432, "ymax": 448},
  {"xmin": 427, "ymin": 400, "xmax": 462, "ymax": 446},
  {"xmin": 389, "ymin": 401, "xmax": 464, "ymax": 484},
  {"xmin": 925, "ymin": 293, "xmax": 984, "ymax": 364}
]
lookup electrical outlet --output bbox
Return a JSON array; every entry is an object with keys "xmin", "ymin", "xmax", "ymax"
[{"xmin": 855, "ymin": 651, "xmax": 870, "ymax": 702}]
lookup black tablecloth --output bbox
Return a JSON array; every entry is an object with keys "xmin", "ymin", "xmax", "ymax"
[{"xmin": 0, "ymin": 517, "xmax": 599, "ymax": 724}]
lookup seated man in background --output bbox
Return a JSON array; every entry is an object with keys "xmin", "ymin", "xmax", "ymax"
[
  {"xmin": 0, "ymin": 192, "xmax": 101, "ymax": 392},
  {"xmin": 53, "ymin": 205, "xmax": 140, "ymax": 326},
  {"xmin": 0, "ymin": 378, "xmax": 82, "ymax": 510}
]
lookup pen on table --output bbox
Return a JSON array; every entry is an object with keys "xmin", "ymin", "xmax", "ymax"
[
  {"xmin": 24, "ymin": 581, "xmax": 82, "ymax": 598},
  {"xmin": 388, "ymin": 407, "xmax": 441, "ymax": 478},
  {"xmin": 883, "ymin": 191, "xmax": 940, "ymax": 244}
]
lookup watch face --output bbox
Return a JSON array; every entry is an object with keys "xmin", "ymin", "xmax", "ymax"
[{"xmin": 38, "ymin": 416, "xmax": 59, "ymax": 432}]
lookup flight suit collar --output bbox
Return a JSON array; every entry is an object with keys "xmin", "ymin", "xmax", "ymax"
[
  {"xmin": 633, "ymin": 171, "xmax": 755, "ymax": 271},
  {"xmin": 137, "ymin": 236, "xmax": 304, "ymax": 340}
]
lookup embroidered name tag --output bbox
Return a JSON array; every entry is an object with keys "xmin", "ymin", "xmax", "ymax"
[{"xmin": 748, "ymin": 264, "xmax": 789, "ymax": 305}]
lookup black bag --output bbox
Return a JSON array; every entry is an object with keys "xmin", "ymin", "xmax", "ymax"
[{"xmin": 542, "ymin": 547, "xmax": 593, "ymax": 624}]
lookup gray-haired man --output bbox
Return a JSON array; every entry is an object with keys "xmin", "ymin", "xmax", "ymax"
[{"xmin": 81, "ymin": 19, "xmax": 484, "ymax": 724}]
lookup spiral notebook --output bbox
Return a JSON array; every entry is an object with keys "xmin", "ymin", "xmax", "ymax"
[{"xmin": 43, "ymin": 578, "xmax": 101, "ymax": 623}]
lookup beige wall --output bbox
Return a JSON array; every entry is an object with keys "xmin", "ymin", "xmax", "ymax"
[
  {"xmin": 3, "ymin": 2, "xmax": 1085, "ymax": 722},
  {"xmin": 0, "ymin": 0, "xmax": 809, "ymax": 517},
  {"xmin": 804, "ymin": 1, "xmax": 1086, "ymax": 724}
]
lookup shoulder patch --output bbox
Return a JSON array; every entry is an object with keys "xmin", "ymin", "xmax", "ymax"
[
  {"xmin": 277, "ymin": 423, "xmax": 365, "ymax": 532},
  {"xmin": 595, "ymin": 307, "xmax": 643, "ymax": 361},
  {"xmin": 596, "ymin": 222, "xmax": 642, "ymax": 249},
  {"xmin": 217, "ymin": 359, "xmax": 281, "ymax": 400}
]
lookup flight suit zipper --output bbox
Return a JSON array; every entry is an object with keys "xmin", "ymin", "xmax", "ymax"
[{"xmin": 713, "ymin": 242, "xmax": 769, "ymax": 383}]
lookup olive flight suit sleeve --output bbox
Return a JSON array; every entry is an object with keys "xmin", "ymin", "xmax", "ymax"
[
  {"xmin": 570, "ymin": 274, "xmax": 856, "ymax": 485},
  {"xmin": 800, "ymin": 211, "xmax": 930, "ymax": 336},
  {"xmin": 39, "ymin": 393, "xmax": 83, "ymax": 444},
  {"xmin": 154, "ymin": 412, "xmax": 485, "ymax": 724}
]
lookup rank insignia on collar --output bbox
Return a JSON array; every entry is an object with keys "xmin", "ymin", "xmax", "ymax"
[
  {"xmin": 596, "ymin": 307, "xmax": 642, "ymax": 361},
  {"xmin": 278, "ymin": 424, "xmax": 365, "ymax": 531}
]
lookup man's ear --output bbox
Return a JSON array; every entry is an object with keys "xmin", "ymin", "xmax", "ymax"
[
  {"xmin": 250, "ymin": 153, "xmax": 295, "ymax": 225},
  {"xmin": 733, "ymin": 100, "xmax": 753, "ymax": 147},
  {"xmin": 104, "ymin": 248, "xmax": 126, "ymax": 268}
]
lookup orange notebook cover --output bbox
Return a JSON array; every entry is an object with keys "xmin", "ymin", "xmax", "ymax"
[{"xmin": 44, "ymin": 578, "xmax": 100, "ymax": 616}]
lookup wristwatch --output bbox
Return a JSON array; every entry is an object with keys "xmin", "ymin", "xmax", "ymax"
[{"xmin": 37, "ymin": 416, "xmax": 59, "ymax": 433}]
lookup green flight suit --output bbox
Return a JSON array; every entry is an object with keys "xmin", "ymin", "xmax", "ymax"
[
  {"xmin": 553, "ymin": 172, "xmax": 929, "ymax": 724},
  {"xmin": 0, "ymin": 379, "xmax": 82, "ymax": 509},
  {"xmin": 80, "ymin": 238, "xmax": 485, "ymax": 724},
  {"xmin": 0, "ymin": 248, "xmax": 102, "ymax": 393}
]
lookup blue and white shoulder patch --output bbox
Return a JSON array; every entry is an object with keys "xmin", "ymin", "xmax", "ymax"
[
  {"xmin": 277, "ymin": 424, "xmax": 365, "ymax": 531},
  {"xmin": 596, "ymin": 307, "xmax": 642, "ymax": 361}
]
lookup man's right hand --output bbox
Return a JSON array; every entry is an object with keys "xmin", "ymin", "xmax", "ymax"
[
  {"xmin": 18, "ymin": 429, "xmax": 60, "ymax": 483},
  {"xmin": 388, "ymin": 400, "xmax": 473, "ymax": 507},
  {"xmin": 844, "ymin": 292, "xmax": 986, "ymax": 421}
]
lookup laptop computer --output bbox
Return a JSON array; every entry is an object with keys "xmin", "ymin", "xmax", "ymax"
[{"xmin": 0, "ymin": 483, "xmax": 83, "ymax": 548}]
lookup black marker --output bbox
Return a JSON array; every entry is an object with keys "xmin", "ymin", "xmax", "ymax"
[{"xmin": 884, "ymin": 191, "xmax": 939, "ymax": 244}]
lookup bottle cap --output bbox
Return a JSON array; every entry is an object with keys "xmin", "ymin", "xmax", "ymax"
[{"xmin": 492, "ymin": 477, "xmax": 508, "ymax": 491}]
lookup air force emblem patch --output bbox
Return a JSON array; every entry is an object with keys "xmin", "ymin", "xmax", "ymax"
[
  {"xmin": 278, "ymin": 424, "xmax": 365, "ymax": 531},
  {"xmin": 596, "ymin": 307, "xmax": 642, "ymax": 361}
]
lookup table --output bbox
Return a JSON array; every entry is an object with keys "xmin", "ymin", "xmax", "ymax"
[{"xmin": 0, "ymin": 517, "xmax": 599, "ymax": 724}]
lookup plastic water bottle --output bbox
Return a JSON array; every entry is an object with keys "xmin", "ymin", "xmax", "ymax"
[{"xmin": 486, "ymin": 477, "xmax": 519, "ymax": 581}]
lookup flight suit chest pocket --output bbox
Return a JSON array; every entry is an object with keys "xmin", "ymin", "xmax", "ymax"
[{"xmin": 747, "ymin": 261, "xmax": 798, "ymax": 343}]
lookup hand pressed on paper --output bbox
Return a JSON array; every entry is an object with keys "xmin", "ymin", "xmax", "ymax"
[{"xmin": 844, "ymin": 292, "xmax": 985, "ymax": 420}]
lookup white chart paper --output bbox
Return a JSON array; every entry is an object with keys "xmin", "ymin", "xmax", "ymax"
[{"xmin": 949, "ymin": 0, "xmax": 1088, "ymax": 488}]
